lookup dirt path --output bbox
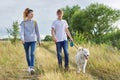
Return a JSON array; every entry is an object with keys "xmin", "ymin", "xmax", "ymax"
[
  {"xmin": 2, "ymin": 44, "xmax": 57, "ymax": 80},
  {"xmin": 0, "ymin": 46, "xmax": 46, "ymax": 80}
]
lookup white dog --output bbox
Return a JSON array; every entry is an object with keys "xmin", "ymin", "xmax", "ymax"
[{"xmin": 75, "ymin": 47, "xmax": 90, "ymax": 73}]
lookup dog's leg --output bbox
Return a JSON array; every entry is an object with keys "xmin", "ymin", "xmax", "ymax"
[
  {"xmin": 77, "ymin": 63, "xmax": 81, "ymax": 73},
  {"xmin": 82, "ymin": 61, "xmax": 87, "ymax": 73}
]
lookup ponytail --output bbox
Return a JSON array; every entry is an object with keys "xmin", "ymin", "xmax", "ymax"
[{"xmin": 23, "ymin": 8, "xmax": 33, "ymax": 20}]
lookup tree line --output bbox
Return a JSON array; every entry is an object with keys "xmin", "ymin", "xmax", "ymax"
[
  {"xmin": 62, "ymin": 3, "xmax": 120, "ymax": 48},
  {"xmin": 7, "ymin": 3, "xmax": 120, "ymax": 49}
]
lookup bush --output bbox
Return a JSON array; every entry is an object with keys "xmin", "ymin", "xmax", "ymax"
[
  {"xmin": 44, "ymin": 35, "xmax": 52, "ymax": 41},
  {"xmin": 73, "ymin": 31, "xmax": 87, "ymax": 44},
  {"xmin": 101, "ymin": 30, "xmax": 120, "ymax": 49}
]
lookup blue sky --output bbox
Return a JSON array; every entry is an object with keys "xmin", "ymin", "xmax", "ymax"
[{"xmin": 0, "ymin": 0, "xmax": 120, "ymax": 39}]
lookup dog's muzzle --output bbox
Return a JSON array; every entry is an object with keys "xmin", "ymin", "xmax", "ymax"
[{"xmin": 84, "ymin": 55, "xmax": 89, "ymax": 60}]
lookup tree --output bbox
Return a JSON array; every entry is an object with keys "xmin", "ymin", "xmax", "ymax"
[
  {"xmin": 102, "ymin": 29, "xmax": 120, "ymax": 49},
  {"xmin": 7, "ymin": 21, "xmax": 19, "ymax": 45},
  {"xmin": 62, "ymin": 3, "xmax": 120, "ymax": 42},
  {"xmin": 44, "ymin": 35, "xmax": 52, "ymax": 41},
  {"xmin": 62, "ymin": 5, "xmax": 80, "ymax": 33},
  {"xmin": 85, "ymin": 3, "xmax": 120, "ymax": 38}
]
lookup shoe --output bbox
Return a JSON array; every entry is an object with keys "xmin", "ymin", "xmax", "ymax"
[
  {"xmin": 30, "ymin": 68, "xmax": 35, "ymax": 75},
  {"xmin": 65, "ymin": 66, "xmax": 69, "ymax": 72},
  {"xmin": 59, "ymin": 64, "xmax": 63, "ymax": 71},
  {"xmin": 27, "ymin": 67, "xmax": 31, "ymax": 73},
  {"xmin": 59, "ymin": 64, "xmax": 62, "ymax": 68}
]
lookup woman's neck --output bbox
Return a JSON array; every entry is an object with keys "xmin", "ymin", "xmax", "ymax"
[{"xmin": 27, "ymin": 18, "xmax": 32, "ymax": 20}]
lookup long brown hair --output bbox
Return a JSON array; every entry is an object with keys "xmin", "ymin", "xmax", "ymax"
[{"xmin": 23, "ymin": 8, "xmax": 33, "ymax": 20}]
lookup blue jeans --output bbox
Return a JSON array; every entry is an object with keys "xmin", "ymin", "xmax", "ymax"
[
  {"xmin": 24, "ymin": 41, "xmax": 36, "ymax": 68},
  {"xmin": 56, "ymin": 40, "xmax": 69, "ymax": 67}
]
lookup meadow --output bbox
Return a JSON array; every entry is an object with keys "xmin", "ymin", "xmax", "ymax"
[{"xmin": 0, "ymin": 41, "xmax": 120, "ymax": 80}]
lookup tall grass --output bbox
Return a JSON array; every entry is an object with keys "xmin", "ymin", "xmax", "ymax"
[{"xmin": 0, "ymin": 41, "xmax": 120, "ymax": 80}]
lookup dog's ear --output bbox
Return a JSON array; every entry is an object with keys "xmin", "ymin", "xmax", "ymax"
[
  {"xmin": 87, "ymin": 47, "xmax": 89, "ymax": 50},
  {"xmin": 78, "ymin": 48, "xmax": 81, "ymax": 51},
  {"xmin": 82, "ymin": 48, "xmax": 84, "ymax": 51},
  {"xmin": 78, "ymin": 47, "xmax": 83, "ymax": 51}
]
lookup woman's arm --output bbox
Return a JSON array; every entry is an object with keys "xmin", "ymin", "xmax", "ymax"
[
  {"xmin": 20, "ymin": 21, "xmax": 25, "ymax": 44},
  {"xmin": 35, "ymin": 21, "xmax": 41, "ymax": 44}
]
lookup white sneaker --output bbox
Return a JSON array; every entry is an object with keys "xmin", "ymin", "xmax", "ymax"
[
  {"xmin": 27, "ymin": 67, "xmax": 31, "ymax": 73},
  {"xmin": 30, "ymin": 68, "xmax": 35, "ymax": 75}
]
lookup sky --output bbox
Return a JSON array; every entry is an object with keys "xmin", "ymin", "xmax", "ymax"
[{"xmin": 0, "ymin": 0, "xmax": 120, "ymax": 39}]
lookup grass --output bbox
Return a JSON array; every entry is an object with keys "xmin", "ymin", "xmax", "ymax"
[{"xmin": 0, "ymin": 41, "xmax": 120, "ymax": 80}]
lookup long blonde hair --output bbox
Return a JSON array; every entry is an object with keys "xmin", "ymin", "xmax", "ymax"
[{"xmin": 23, "ymin": 8, "xmax": 33, "ymax": 20}]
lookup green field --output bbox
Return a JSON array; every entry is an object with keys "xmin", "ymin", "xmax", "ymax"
[{"xmin": 0, "ymin": 41, "xmax": 120, "ymax": 80}]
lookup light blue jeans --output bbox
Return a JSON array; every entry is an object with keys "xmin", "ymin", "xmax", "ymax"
[{"xmin": 24, "ymin": 41, "xmax": 36, "ymax": 68}]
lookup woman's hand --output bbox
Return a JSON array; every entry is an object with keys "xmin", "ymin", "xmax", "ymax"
[{"xmin": 38, "ymin": 42, "xmax": 41, "ymax": 46}]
